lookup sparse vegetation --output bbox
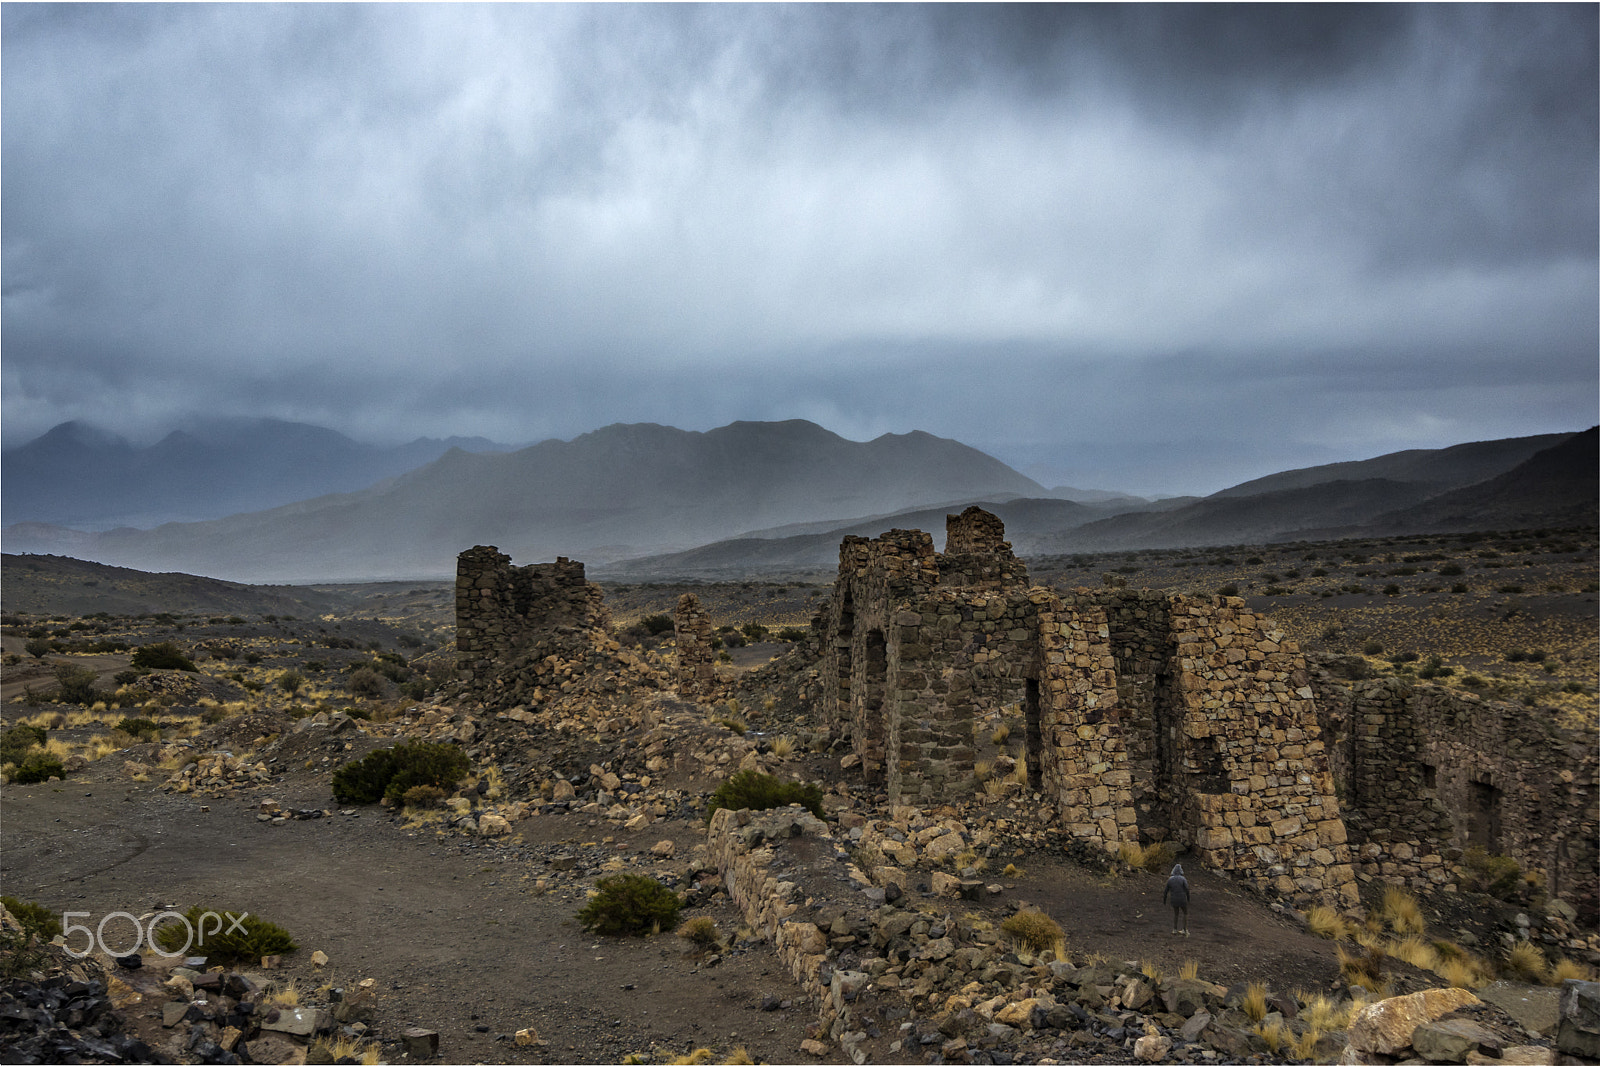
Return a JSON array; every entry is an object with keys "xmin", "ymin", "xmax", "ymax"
[
  {"xmin": 1, "ymin": 896, "xmax": 62, "ymax": 941},
  {"xmin": 152, "ymin": 906, "xmax": 297, "ymax": 965},
  {"xmin": 703, "ymin": 769, "xmax": 823, "ymax": 824},
  {"xmin": 1000, "ymin": 909, "xmax": 1064, "ymax": 955},
  {"xmin": 576, "ymin": 874, "xmax": 682, "ymax": 937},
  {"xmin": 331, "ymin": 742, "xmax": 471, "ymax": 805}
]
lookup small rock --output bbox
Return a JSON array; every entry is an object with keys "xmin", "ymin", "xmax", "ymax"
[
  {"xmin": 1135, "ymin": 1033, "xmax": 1173, "ymax": 1062},
  {"xmin": 800, "ymin": 1038, "xmax": 829, "ymax": 1057},
  {"xmin": 403, "ymin": 1027, "xmax": 440, "ymax": 1058},
  {"xmin": 311, "ymin": 949, "xmax": 330, "ymax": 967}
]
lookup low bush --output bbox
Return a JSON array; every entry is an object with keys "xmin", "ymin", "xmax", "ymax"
[
  {"xmin": 332, "ymin": 742, "xmax": 471, "ymax": 805},
  {"xmin": 10, "ymin": 750, "xmax": 65, "ymax": 784},
  {"xmin": 346, "ymin": 667, "xmax": 385, "ymax": 700},
  {"xmin": 703, "ymin": 769, "xmax": 824, "ymax": 824},
  {"xmin": 1, "ymin": 724, "xmax": 47, "ymax": 766},
  {"xmin": 53, "ymin": 663, "xmax": 99, "ymax": 705},
  {"xmin": 114, "ymin": 716, "xmax": 160, "ymax": 742},
  {"xmin": 1, "ymin": 896, "xmax": 62, "ymax": 940},
  {"xmin": 130, "ymin": 642, "xmax": 197, "ymax": 671},
  {"xmin": 576, "ymin": 874, "xmax": 682, "ymax": 936},
  {"xmin": 1460, "ymin": 846, "xmax": 1523, "ymax": 900},
  {"xmin": 152, "ymin": 906, "xmax": 296, "ymax": 965},
  {"xmin": 1000, "ymin": 910, "xmax": 1063, "ymax": 955}
]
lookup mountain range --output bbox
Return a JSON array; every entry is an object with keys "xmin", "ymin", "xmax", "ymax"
[
  {"xmin": 1, "ymin": 418, "xmax": 516, "ymax": 529},
  {"xmin": 2, "ymin": 419, "xmax": 1592, "ymax": 584}
]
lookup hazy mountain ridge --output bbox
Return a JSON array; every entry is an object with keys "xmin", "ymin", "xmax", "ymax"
[
  {"xmin": 598, "ymin": 430, "xmax": 1595, "ymax": 577},
  {"xmin": 2, "ymin": 423, "xmax": 1589, "ymax": 584},
  {"xmin": 2, "ymin": 421, "xmax": 1047, "ymax": 582},
  {"xmin": 1, "ymin": 417, "xmax": 516, "ymax": 529}
]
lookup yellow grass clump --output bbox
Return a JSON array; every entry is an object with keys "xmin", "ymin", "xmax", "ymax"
[
  {"xmin": 1001, "ymin": 910, "xmax": 1065, "ymax": 956},
  {"xmin": 1300, "ymin": 993, "xmax": 1353, "ymax": 1033},
  {"xmin": 1389, "ymin": 935, "xmax": 1441, "ymax": 972},
  {"xmin": 721, "ymin": 1048, "xmax": 755, "ymax": 1066},
  {"xmin": 991, "ymin": 724, "xmax": 1010, "ymax": 746},
  {"xmin": 1140, "ymin": 959, "xmax": 1164, "ymax": 985},
  {"xmin": 768, "ymin": 734, "xmax": 796, "ymax": 758},
  {"xmin": 1434, "ymin": 953, "xmax": 1490, "ymax": 989},
  {"xmin": 678, "ymin": 916, "xmax": 720, "ymax": 949},
  {"xmin": 1553, "ymin": 958, "xmax": 1594, "ymax": 984},
  {"xmin": 1502, "ymin": 941, "xmax": 1549, "ymax": 983},
  {"xmin": 1254, "ymin": 1019, "xmax": 1284, "ymax": 1053},
  {"xmin": 1241, "ymin": 981, "xmax": 1269, "ymax": 1022},
  {"xmin": 1306, "ymin": 904, "xmax": 1355, "ymax": 940},
  {"xmin": 1179, "ymin": 959, "xmax": 1201, "ymax": 981},
  {"xmin": 1380, "ymin": 885, "xmax": 1426, "ymax": 935}
]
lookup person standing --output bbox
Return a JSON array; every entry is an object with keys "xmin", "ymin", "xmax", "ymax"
[{"xmin": 1163, "ymin": 863, "xmax": 1190, "ymax": 935}]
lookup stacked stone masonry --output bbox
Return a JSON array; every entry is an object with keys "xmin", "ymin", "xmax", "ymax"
[
  {"xmin": 1313, "ymin": 659, "xmax": 1599, "ymax": 915},
  {"xmin": 819, "ymin": 508, "xmax": 1358, "ymax": 908},
  {"xmin": 673, "ymin": 593, "xmax": 716, "ymax": 699},
  {"xmin": 455, "ymin": 546, "xmax": 605, "ymax": 686}
]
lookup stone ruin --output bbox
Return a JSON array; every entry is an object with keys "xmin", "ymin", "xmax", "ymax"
[
  {"xmin": 818, "ymin": 507, "xmax": 1597, "ymax": 915},
  {"xmin": 454, "ymin": 514, "xmax": 1597, "ymax": 916}
]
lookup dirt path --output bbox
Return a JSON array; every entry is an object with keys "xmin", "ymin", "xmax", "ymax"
[{"xmin": 0, "ymin": 761, "xmax": 831, "ymax": 1065}]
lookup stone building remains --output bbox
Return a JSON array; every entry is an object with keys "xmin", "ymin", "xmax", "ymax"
[
  {"xmin": 818, "ymin": 507, "xmax": 1596, "ymax": 914},
  {"xmin": 455, "ymin": 510, "xmax": 1597, "ymax": 916}
]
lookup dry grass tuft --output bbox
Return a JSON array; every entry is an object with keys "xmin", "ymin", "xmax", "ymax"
[
  {"xmin": 974, "ymin": 759, "xmax": 995, "ymax": 782},
  {"xmin": 1306, "ymin": 904, "xmax": 1355, "ymax": 941},
  {"xmin": 1291, "ymin": 1026, "xmax": 1323, "ymax": 1060},
  {"xmin": 1140, "ymin": 959, "xmax": 1164, "ymax": 985},
  {"xmin": 991, "ymin": 724, "xmax": 1010, "ymax": 746},
  {"xmin": 1001, "ymin": 910, "xmax": 1064, "ymax": 955},
  {"xmin": 668, "ymin": 1050, "xmax": 714, "ymax": 1065},
  {"xmin": 1179, "ymin": 959, "xmax": 1200, "ymax": 981},
  {"xmin": 1434, "ymin": 953, "xmax": 1490, "ymax": 989},
  {"xmin": 720, "ymin": 1047, "xmax": 755, "ymax": 1066},
  {"xmin": 1241, "ymin": 980, "xmax": 1269, "ymax": 1022},
  {"xmin": 1300, "ymin": 993, "xmax": 1352, "ymax": 1033},
  {"xmin": 1389, "ymin": 935, "xmax": 1441, "ymax": 972},
  {"xmin": 1380, "ymin": 885, "xmax": 1426, "ymax": 935},
  {"xmin": 1254, "ymin": 1019, "xmax": 1284, "ymax": 1053},
  {"xmin": 1501, "ymin": 941, "xmax": 1549, "ymax": 983},
  {"xmin": 678, "ymin": 916, "xmax": 720, "ymax": 949},
  {"xmin": 768, "ymin": 734, "xmax": 796, "ymax": 758},
  {"xmin": 1338, "ymin": 943, "xmax": 1388, "ymax": 994},
  {"xmin": 1553, "ymin": 958, "xmax": 1595, "ymax": 984}
]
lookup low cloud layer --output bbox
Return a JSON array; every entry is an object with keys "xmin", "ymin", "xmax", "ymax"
[{"xmin": 4, "ymin": 5, "xmax": 1595, "ymax": 495}]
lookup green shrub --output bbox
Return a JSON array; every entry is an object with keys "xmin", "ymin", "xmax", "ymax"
[
  {"xmin": 10, "ymin": 750, "xmax": 65, "ymax": 784},
  {"xmin": 640, "ymin": 614, "xmax": 674, "ymax": 636},
  {"xmin": 740, "ymin": 622, "xmax": 768, "ymax": 641},
  {"xmin": 1216, "ymin": 584, "xmax": 1240, "ymax": 598},
  {"xmin": 331, "ymin": 742, "xmax": 470, "ymax": 805},
  {"xmin": 152, "ymin": 906, "xmax": 296, "ymax": 964},
  {"xmin": 114, "ymin": 716, "xmax": 160, "ymax": 742},
  {"xmin": 704, "ymin": 769, "xmax": 824, "ymax": 825},
  {"xmin": 575, "ymin": 874, "xmax": 682, "ymax": 936},
  {"xmin": 1, "ymin": 896, "xmax": 62, "ymax": 940},
  {"xmin": 1, "ymin": 724, "xmax": 47, "ymax": 767},
  {"xmin": 0, "ymin": 930, "xmax": 53, "ymax": 979},
  {"xmin": 129, "ymin": 641, "xmax": 197, "ymax": 671},
  {"xmin": 346, "ymin": 667, "xmax": 385, "ymax": 700},
  {"xmin": 53, "ymin": 663, "xmax": 99, "ymax": 705},
  {"xmin": 1460, "ymin": 846, "xmax": 1524, "ymax": 900},
  {"xmin": 278, "ymin": 670, "xmax": 305, "ymax": 696},
  {"xmin": 776, "ymin": 627, "xmax": 809, "ymax": 643}
]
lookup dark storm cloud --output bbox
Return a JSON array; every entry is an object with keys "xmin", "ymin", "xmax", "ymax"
[{"xmin": 3, "ymin": 4, "xmax": 1595, "ymax": 495}]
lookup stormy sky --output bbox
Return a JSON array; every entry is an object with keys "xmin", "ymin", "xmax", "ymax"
[{"xmin": 3, "ymin": 4, "xmax": 1596, "ymax": 496}]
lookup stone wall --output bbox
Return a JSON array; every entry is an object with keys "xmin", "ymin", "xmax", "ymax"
[
  {"xmin": 673, "ymin": 593, "xmax": 716, "ymax": 700},
  {"xmin": 817, "ymin": 511, "xmax": 1358, "ymax": 906},
  {"xmin": 1313, "ymin": 663, "xmax": 1600, "ymax": 913},
  {"xmin": 454, "ymin": 546, "xmax": 604, "ymax": 685}
]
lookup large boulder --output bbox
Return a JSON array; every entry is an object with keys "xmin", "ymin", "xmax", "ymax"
[
  {"xmin": 1346, "ymin": 988, "xmax": 1480, "ymax": 1058},
  {"xmin": 1556, "ymin": 979, "xmax": 1600, "ymax": 1059},
  {"xmin": 1411, "ymin": 1017, "xmax": 1503, "ymax": 1062}
]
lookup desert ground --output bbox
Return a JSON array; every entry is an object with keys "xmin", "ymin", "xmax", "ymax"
[{"xmin": 1, "ymin": 528, "xmax": 1595, "ymax": 1064}]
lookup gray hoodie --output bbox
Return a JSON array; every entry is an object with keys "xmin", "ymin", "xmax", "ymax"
[{"xmin": 1163, "ymin": 863, "xmax": 1190, "ymax": 909}]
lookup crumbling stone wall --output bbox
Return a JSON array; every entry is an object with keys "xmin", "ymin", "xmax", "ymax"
[
  {"xmin": 1313, "ymin": 663, "xmax": 1600, "ymax": 913},
  {"xmin": 673, "ymin": 593, "xmax": 716, "ymax": 699},
  {"xmin": 818, "ymin": 509, "xmax": 1358, "ymax": 905},
  {"xmin": 455, "ymin": 546, "xmax": 604, "ymax": 685}
]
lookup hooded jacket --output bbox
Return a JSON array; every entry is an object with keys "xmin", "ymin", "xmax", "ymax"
[{"xmin": 1162, "ymin": 863, "xmax": 1190, "ymax": 909}]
